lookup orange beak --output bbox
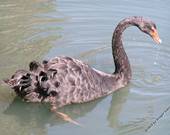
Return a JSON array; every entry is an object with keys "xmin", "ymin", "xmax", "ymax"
[{"xmin": 150, "ymin": 27, "xmax": 162, "ymax": 44}]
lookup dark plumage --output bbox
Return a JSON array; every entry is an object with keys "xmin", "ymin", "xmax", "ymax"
[{"xmin": 3, "ymin": 16, "xmax": 161, "ymax": 112}]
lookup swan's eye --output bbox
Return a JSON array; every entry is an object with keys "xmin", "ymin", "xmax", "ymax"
[
  {"xmin": 142, "ymin": 24, "xmax": 153, "ymax": 34},
  {"xmin": 144, "ymin": 24, "xmax": 152, "ymax": 30}
]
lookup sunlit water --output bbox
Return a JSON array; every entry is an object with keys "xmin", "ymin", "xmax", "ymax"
[{"xmin": 0, "ymin": 0, "xmax": 170, "ymax": 135}]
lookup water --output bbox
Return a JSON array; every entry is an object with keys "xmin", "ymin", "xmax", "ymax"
[{"xmin": 0, "ymin": 0, "xmax": 170, "ymax": 135}]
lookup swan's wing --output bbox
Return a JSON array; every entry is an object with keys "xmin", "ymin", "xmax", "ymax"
[{"xmin": 42, "ymin": 56, "xmax": 112, "ymax": 106}]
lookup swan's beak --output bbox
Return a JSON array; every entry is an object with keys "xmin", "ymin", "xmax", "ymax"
[{"xmin": 150, "ymin": 27, "xmax": 162, "ymax": 44}]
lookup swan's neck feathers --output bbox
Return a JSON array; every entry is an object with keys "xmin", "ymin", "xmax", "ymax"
[
  {"xmin": 111, "ymin": 18, "xmax": 138, "ymax": 82},
  {"xmin": 92, "ymin": 68, "xmax": 127, "ymax": 94}
]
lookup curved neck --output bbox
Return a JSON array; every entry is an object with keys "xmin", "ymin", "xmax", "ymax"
[{"xmin": 112, "ymin": 17, "xmax": 140, "ymax": 81}]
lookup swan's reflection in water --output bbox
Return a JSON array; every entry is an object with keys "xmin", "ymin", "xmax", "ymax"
[
  {"xmin": 4, "ymin": 97, "xmax": 103, "ymax": 134},
  {"xmin": 4, "ymin": 87, "xmax": 129, "ymax": 135},
  {"xmin": 107, "ymin": 86, "xmax": 129, "ymax": 129},
  {"xmin": 108, "ymin": 86, "xmax": 151, "ymax": 135}
]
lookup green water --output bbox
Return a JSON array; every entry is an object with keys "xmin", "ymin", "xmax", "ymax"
[{"xmin": 0, "ymin": 0, "xmax": 170, "ymax": 135}]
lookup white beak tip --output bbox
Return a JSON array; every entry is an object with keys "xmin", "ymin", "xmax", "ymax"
[{"xmin": 158, "ymin": 39, "xmax": 162, "ymax": 44}]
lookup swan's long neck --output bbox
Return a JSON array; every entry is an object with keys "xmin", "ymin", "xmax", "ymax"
[{"xmin": 112, "ymin": 17, "xmax": 140, "ymax": 82}]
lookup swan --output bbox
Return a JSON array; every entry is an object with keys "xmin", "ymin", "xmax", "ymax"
[{"xmin": 3, "ymin": 16, "xmax": 161, "ymax": 123}]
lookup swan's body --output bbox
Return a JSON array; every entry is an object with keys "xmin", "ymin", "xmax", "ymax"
[
  {"xmin": 36, "ymin": 56, "xmax": 124, "ymax": 107},
  {"xmin": 4, "ymin": 16, "xmax": 161, "ymax": 110}
]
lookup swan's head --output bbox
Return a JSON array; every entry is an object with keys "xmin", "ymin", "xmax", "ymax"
[{"xmin": 137, "ymin": 18, "xmax": 161, "ymax": 44}]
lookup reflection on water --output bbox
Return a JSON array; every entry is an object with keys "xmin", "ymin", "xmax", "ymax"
[
  {"xmin": 3, "ymin": 88, "xmax": 129, "ymax": 135},
  {"xmin": 0, "ymin": 0, "xmax": 64, "ymax": 79},
  {"xmin": 0, "ymin": 0, "xmax": 65, "ymax": 134},
  {"xmin": 107, "ymin": 87, "xmax": 129, "ymax": 129},
  {"xmin": 4, "ymin": 97, "xmax": 103, "ymax": 135},
  {"xmin": 0, "ymin": 0, "xmax": 170, "ymax": 135}
]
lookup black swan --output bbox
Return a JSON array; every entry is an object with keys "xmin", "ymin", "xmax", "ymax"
[{"xmin": 3, "ymin": 16, "xmax": 161, "ymax": 124}]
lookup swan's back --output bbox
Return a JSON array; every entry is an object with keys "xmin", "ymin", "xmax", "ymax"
[{"xmin": 42, "ymin": 56, "xmax": 117, "ymax": 107}]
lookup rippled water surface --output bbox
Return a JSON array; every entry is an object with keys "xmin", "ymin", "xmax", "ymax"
[{"xmin": 0, "ymin": 0, "xmax": 170, "ymax": 135}]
